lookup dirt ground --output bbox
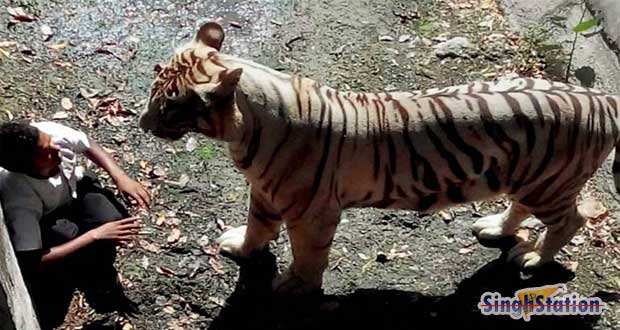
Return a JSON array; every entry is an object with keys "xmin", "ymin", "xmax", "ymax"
[{"xmin": 1, "ymin": 0, "xmax": 619, "ymax": 329}]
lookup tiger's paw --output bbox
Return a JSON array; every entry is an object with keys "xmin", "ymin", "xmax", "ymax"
[
  {"xmin": 472, "ymin": 214, "xmax": 514, "ymax": 241},
  {"xmin": 216, "ymin": 225, "xmax": 251, "ymax": 258},
  {"xmin": 271, "ymin": 268, "xmax": 323, "ymax": 296},
  {"xmin": 506, "ymin": 242, "xmax": 550, "ymax": 270}
]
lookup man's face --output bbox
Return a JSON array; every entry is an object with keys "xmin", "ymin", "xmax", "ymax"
[{"xmin": 31, "ymin": 131, "xmax": 61, "ymax": 178}]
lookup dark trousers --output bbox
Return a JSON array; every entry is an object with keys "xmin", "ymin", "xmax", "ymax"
[{"xmin": 18, "ymin": 173, "xmax": 129, "ymax": 330}]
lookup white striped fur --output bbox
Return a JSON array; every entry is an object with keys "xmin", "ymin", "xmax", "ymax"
[{"xmin": 139, "ymin": 22, "xmax": 620, "ymax": 295}]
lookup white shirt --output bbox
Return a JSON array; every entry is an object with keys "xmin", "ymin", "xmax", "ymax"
[
  {"xmin": 31, "ymin": 121, "xmax": 91, "ymax": 200},
  {"xmin": 0, "ymin": 122, "xmax": 91, "ymax": 251}
]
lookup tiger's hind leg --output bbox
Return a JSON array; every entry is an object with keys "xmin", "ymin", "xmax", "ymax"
[
  {"xmin": 507, "ymin": 202, "xmax": 585, "ymax": 269},
  {"xmin": 471, "ymin": 201, "xmax": 530, "ymax": 242},
  {"xmin": 272, "ymin": 210, "xmax": 340, "ymax": 295}
]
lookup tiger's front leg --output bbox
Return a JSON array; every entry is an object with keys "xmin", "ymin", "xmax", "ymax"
[
  {"xmin": 217, "ymin": 194, "xmax": 282, "ymax": 258},
  {"xmin": 272, "ymin": 210, "xmax": 341, "ymax": 295}
]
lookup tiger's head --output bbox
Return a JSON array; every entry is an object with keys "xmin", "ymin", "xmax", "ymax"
[{"xmin": 139, "ymin": 22, "xmax": 243, "ymax": 141}]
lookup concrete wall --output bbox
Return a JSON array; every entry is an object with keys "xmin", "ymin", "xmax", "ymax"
[
  {"xmin": 0, "ymin": 211, "xmax": 40, "ymax": 330},
  {"xmin": 587, "ymin": 0, "xmax": 620, "ymax": 50},
  {"xmin": 499, "ymin": 0, "xmax": 620, "ymax": 93}
]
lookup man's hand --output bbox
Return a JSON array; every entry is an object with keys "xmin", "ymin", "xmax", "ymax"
[
  {"xmin": 89, "ymin": 217, "xmax": 142, "ymax": 243},
  {"xmin": 115, "ymin": 176, "xmax": 151, "ymax": 209},
  {"xmin": 84, "ymin": 138, "xmax": 151, "ymax": 209}
]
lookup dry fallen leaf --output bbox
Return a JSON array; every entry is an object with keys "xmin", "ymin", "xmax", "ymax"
[
  {"xmin": 208, "ymin": 257, "xmax": 225, "ymax": 274},
  {"xmin": 579, "ymin": 199, "xmax": 608, "ymax": 222},
  {"xmin": 134, "ymin": 98, "xmax": 147, "ymax": 108},
  {"xmin": 93, "ymin": 97, "xmax": 133, "ymax": 126},
  {"xmin": 1, "ymin": 109, "xmax": 14, "ymax": 120},
  {"xmin": 113, "ymin": 135, "xmax": 127, "ymax": 145},
  {"xmin": 438, "ymin": 210, "xmax": 453, "ymax": 223},
  {"xmin": 167, "ymin": 228, "xmax": 181, "ymax": 244},
  {"xmin": 208, "ymin": 296, "xmax": 226, "ymax": 307},
  {"xmin": 154, "ymin": 212, "xmax": 167, "ymax": 226},
  {"xmin": 480, "ymin": 0, "xmax": 494, "ymax": 9},
  {"xmin": 7, "ymin": 7, "xmax": 37, "ymax": 22},
  {"xmin": 139, "ymin": 239, "xmax": 161, "ymax": 253},
  {"xmin": 0, "ymin": 41, "xmax": 16, "ymax": 48},
  {"xmin": 102, "ymin": 146, "xmax": 116, "ymax": 155},
  {"xmin": 52, "ymin": 111, "xmax": 69, "ymax": 120},
  {"xmin": 53, "ymin": 61, "xmax": 72, "ymax": 68},
  {"xmin": 571, "ymin": 235, "xmax": 586, "ymax": 246},
  {"xmin": 47, "ymin": 41, "xmax": 68, "ymax": 51},
  {"xmin": 60, "ymin": 97, "xmax": 73, "ymax": 110},
  {"xmin": 150, "ymin": 166, "xmax": 166, "ymax": 178},
  {"xmin": 225, "ymin": 192, "xmax": 239, "ymax": 202},
  {"xmin": 458, "ymin": 247, "xmax": 473, "ymax": 254},
  {"xmin": 197, "ymin": 235, "xmax": 210, "ymax": 248},
  {"xmin": 178, "ymin": 174, "xmax": 190, "ymax": 188},
  {"xmin": 79, "ymin": 87, "xmax": 100, "ymax": 99},
  {"xmin": 386, "ymin": 248, "xmax": 412, "ymax": 260},
  {"xmin": 155, "ymin": 266, "xmax": 177, "ymax": 277},
  {"xmin": 140, "ymin": 256, "xmax": 150, "ymax": 270},
  {"xmin": 185, "ymin": 137, "xmax": 198, "ymax": 152},
  {"xmin": 0, "ymin": 48, "xmax": 10, "ymax": 59},
  {"xmin": 124, "ymin": 152, "xmax": 135, "ymax": 164},
  {"xmin": 40, "ymin": 24, "xmax": 53, "ymax": 41},
  {"xmin": 566, "ymin": 261, "xmax": 579, "ymax": 273}
]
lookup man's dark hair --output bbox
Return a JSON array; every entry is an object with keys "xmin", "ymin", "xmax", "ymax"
[{"xmin": 0, "ymin": 121, "xmax": 40, "ymax": 173}]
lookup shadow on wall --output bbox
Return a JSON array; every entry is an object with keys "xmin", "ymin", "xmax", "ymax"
[{"xmin": 209, "ymin": 250, "xmax": 606, "ymax": 330}]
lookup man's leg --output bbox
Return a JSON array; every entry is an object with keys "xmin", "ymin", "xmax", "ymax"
[
  {"xmin": 71, "ymin": 172, "xmax": 135, "ymax": 314},
  {"xmin": 27, "ymin": 213, "xmax": 81, "ymax": 330}
]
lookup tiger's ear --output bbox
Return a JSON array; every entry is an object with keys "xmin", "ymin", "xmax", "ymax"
[
  {"xmin": 215, "ymin": 68, "xmax": 243, "ymax": 95},
  {"xmin": 221, "ymin": 68, "xmax": 243, "ymax": 87},
  {"xmin": 195, "ymin": 22, "xmax": 225, "ymax": 50},
  {"xmin": 153, "ymin": 63, "xmax": 165, "ymax": 74}
]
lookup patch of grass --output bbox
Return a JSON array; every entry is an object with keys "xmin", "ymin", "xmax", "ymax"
[
  {"xmin": 414, "ymin": 18, "xmax": 437, "ymax": 35},
  {"xmin": 198, "ymin": 143, "xmax": 219, "ymax": 161}
]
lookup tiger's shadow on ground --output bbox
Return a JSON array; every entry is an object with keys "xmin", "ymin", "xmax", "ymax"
[{"xmin": 210, "ymin": 250, "xmax": 603, "ymax": 330}]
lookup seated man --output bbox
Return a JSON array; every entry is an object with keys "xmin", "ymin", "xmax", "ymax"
[{"xmin": 0, "ymin": 120, "xmax": 150, "ymax": 329}]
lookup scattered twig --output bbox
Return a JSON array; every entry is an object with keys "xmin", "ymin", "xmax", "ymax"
[{"xmin": 284, "ymin": 35, "xmax": 304, "ymax": 50}]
